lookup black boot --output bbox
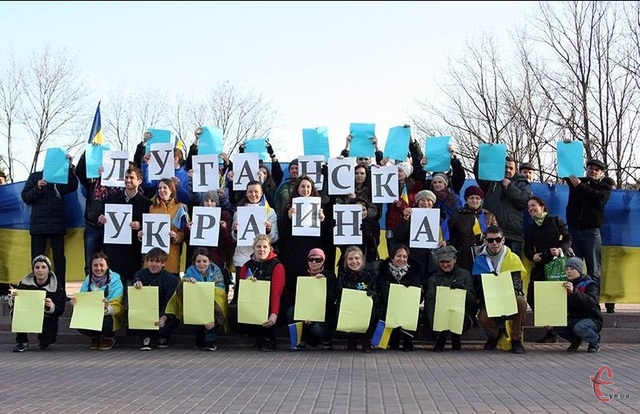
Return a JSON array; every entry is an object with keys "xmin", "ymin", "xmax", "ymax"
[
  {"xmin": 605, "ymin": 303, "xmax": 615, "ymax": 313},
  {"xmin": 451, "ymin": 334, "xmax": 461, "ymax": 351},
  {"xmin": 433, "ymin": 332, "xmax": 447, "ymax": 352}
]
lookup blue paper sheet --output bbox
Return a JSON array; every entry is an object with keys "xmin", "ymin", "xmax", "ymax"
[
  {"xmin": 43, "ymin": 148, "xmax": 69, "ymax": 184},
  {"xmin": 557, "ymin": 141, "xmax": 584, "ymax": 177},
  {"xmin": 349, "ymin": 123, "xmax": 376, "ymax": 157},
  {"xmin": 383, "ymin": 126, "xmax": 411, "ymax": 161},
  {"xmin": 477, "ymin": 143, "xmax": 507, "ymax": 181},
  {"xmin": 424, "ymin": 136, "xmax": 452, "ymax": 172},
  {"xmin": 303, "ymin": 127, "xmax": 330, "ymax": 160},
  {"xmin": 199, "ymin": 126, "xmax": 224, "ymax": 155}
]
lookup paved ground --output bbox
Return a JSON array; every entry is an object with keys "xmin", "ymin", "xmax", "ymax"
[{"xmin": 1, "ymin": 341, "xmax": 637, "ymax": 413}]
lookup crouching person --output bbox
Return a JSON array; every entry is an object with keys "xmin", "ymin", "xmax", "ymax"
[
  {"xmin": 72, "ymin": 252, "xmax": 125, "ymax": 350},
  {"xmin": 10, "ymin": 255, "xmax": 66, "ymax": 352},
  {"xmin": 132, "ymin": 247, "xmax": 180, "ymax": 351},
  {"xmin": 556, "ymin": 257, "xmax": 603, "ymax": 353}
]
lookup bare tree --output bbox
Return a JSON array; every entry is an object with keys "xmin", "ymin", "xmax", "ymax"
[
  {"xmin": 104, "ymin": 84, "xmax": 134, "ymax": 152},
  {"xmin": 21, "ymin": 47, "xmax": 89, "ymax": 173},
  {"xmin": 167, "ymin": 94, "xmax": 198, "ymax": 149},
  {"xmin": 0, "ymin": 53, "xmax": 24, "ymax": 181},
  {"xmin": 204, "ymin": 80, "xmax": 277, "ymax": 155},
  {"xmin": 132, "ymin": 87, "xmax": 169, "ymax": 149}
]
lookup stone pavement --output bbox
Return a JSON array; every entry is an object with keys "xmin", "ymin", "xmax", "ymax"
[{"xmin": 1, "ymin": 342, "xmax": 637, "ymax": 413}]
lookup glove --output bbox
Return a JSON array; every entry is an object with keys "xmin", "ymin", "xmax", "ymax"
[
  {"xmin": 266, "ymin": 142, "xmax": 274, "ymax": 155},
  {"xmin": 239, "ymin": 143, "xmax": 246, "ymax": 153}
]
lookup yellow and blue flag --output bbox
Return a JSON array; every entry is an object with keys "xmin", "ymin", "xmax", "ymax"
[
  {"xmin": 288, "ymin": 322, "xmax": 303, "ymax": 349},
  {"xmin": 371, "ymin": 320, "xmax": 393, "ymax": 349},
  {"xmin": 88, "ymin": 102, "xmax": 104, "ymax": 145},
  {"xmin": 401, "ymin": 185, "xmax": 409, "ymax": 205},
  {"xmin": 172, "ymin": 204, "xmax": 190, "ymax": 229}
]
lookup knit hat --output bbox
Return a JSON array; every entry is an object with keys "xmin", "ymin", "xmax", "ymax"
[
  {"xmin": 397, "ymin": 162, "xmax": 413, "ymax": 177},
  {"xmin": 464, "ymin": 185, "xmax": 484, "ymax": 199},
  {"xmin": 432, "ymin": 173, "xmax": 449, "ymax": 186},
  {"xmin": 32, "ymin": 255, "xmax": 52, "ymax": 270},
  {"xmin": 289, "ymin": 158, "xmax": 299, "ymax": 168},
  {"xmin": 433, "ymin": 245, "xmax": 457, "ymax": 262},
  {"xmin": 565, "ymin": 257, "xmax": 584, "ymax": 274},
  {"xmin": 308, "ymin": 248, "xmax": 326, "ymax": 261},
  {"xmin": 202, "ymin": 190, "xmax": 219, "ymax": 205},
  {"xmin": 415, "ymin": 190, "xmax": 436, "ymax": 205}
]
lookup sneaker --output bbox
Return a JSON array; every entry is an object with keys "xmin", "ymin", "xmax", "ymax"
[
  {"xmin": 588, "ymin": 343, "xmax": 600, "ymax": 353},
  {"xmin": 38, "ymin": 343, "xmax": 49, "ymax": 350},
  {"xmin": 291, "ymin": 341, "xmax": 307, "ymax": 351},
  {"xmin": 535, "ymin": 331, "xmax": 559, "ymax": 343},
  {"xmin": 89, "ymin": 337, "xmax": 100, "ymax": 350},
  {"xmin": 322, "ymin": 341, "xmax": 333, "ymax": 350},
  {"xmin": 204, "ymin": 342, "xmax": 217, "ymax": 351},
  {"xmin": 511, "ymin": 340, "xmax": 526, "ymax": 354},
  {"xmin": 567, "ymin": 339, "xmax": 583, "ymax": 352},
  {"xmin": 484, "ymin": 336, "xmax": 499, "ymax": 351},
  {"xmin": 12, "ymin": 343, "xmax": 27, "ymax": 353},
  {"xmin": 99, "ymin": 337, "xmax": 115, "ymax": 351},
  {"xmin": 140, "ymin": 337, "xmax": 152, "ymax": 351},
  {"xmin": 157, "ymin": 337, "xmax": 169, "ymax": 349}
]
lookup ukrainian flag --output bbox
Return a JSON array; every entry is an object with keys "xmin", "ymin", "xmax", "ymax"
[
  {"xmin": 371, "ymin": 320, "xmax": 393, "ymax": 349},
  {"xmin": 88, "ymin": 102, "xmax": 104, "ymax": 145},
  {"xmin": 288, "ymin": 321, "xmax": 303, "ymax": 349}
]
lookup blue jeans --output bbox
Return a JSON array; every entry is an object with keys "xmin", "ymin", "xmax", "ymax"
[
  {"xmin": 569, "ymin": 227, "xmax": 602, "ymax": 289},
  {"xmin": 556, "ymin": 318, "xmax": 600, "ymax": 346},
  {"xmin": 84, "ymin": 224, "xmax": 104, "ymax": 275}
]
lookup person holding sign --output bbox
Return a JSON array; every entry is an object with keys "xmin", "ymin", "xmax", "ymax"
[
  {"xmin": 448, "ymin": 186, "xmax": 498, "ymax": 272},
  {"xmin": 178, "ymin": 248, "xmax": 228, "ymax": 351},
  {"xmin": 9, "ymin": 255, "xmax": 66, "ymax": 352},
  {"xmin": 132, "ymin": 248, "xmax": 180, "ymax": 351},
  {"xmin": 473, "ymin": 156, "xmax": 532, "ymax": 256},
  {"xmin": 337, "ymin": 246, "xmax": 378, "ymax": 353},
  {"xmin": 232, "ymin": 235, "xmax": 286, "ymax": 352},
  {"xmin": 523, "ymin": 196, "xmax": 572, "ymax": 344},
  {"xmin": 21, "ymin": 152, "xmax": 78, "ymax": 298},
  {"xmin": 393, "ymin": 189, "xmax": 440, "ymax": 276},
  {"xmin": 471, "ymin": 226, "xmax": 528, "ymax": 354},
  {"xmin": 100, "ymin": 166, "xmax": 152, "ymax": 286},
  {"xmin": 72, "ymin": 252, "xmax": 125, "ymax": 351},
  {"xmin": 146, "ymin": 179, "xmax": 187, "ymax": 275},
  {"xmin": 425, "ymin": 246, "xmax": 475, "ymax": 352},
  {"xmin": 287, "ymin": 248, "xmax": 338, "ymax": 351},
  {"xmin": 564, "ymin": 159, "xmax": 616, "ymax": 313},
  {"xmin": 377, "ymin": 244, "xmax": 423, "ymax": 352},
  {"xmin": 385, "ymin": 161, "xmax": 424, "ymax": 256},
  {"xmin": 278, "ymin": 175, "xmax": 327, "ymax": 304},
  {"xmin": 557, "ymin": 257, "xmax": 603, "ymax": 353},
  {"xmin": 76, "ymin": 150, "xmax": 121, "ymax": 275}
]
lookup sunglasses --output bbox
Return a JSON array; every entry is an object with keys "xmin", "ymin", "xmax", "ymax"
[
  {"xmin": 485, "ymin": 237, "xmax": 503, "ymax": 244},
  {"xmin": 308, "ymin": 257, "xmax": 324, "ymax": 263}
]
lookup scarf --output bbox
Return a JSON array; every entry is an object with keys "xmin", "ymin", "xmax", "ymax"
[
  {"xmin": 533, "ymin": 212, "xmax": 548, "ymax": 226},
  {"xmin": 91, "ymin": 273, "xmax": 108, "ymax": 289},
  {"xmin": 185, "ymin": 264, "xmax": 225, "ymax": 289},
  {"xmin": 388, "ymin": 262, "xmax": 409, "ymax": 282}
]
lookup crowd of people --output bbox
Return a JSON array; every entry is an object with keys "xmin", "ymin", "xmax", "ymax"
[{"xmin": 5, "ymin": 129, "xmax": 613, "ymax": 354}]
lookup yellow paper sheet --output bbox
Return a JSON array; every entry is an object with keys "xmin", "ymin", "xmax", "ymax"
[
  {"xmin": 237, "ymin": 279, "xmax": 270, "ymax": 325},
  {"xmin": 481, "ymin": 271, "xmax": 518, "ymax": 317},
  {"xmin": 336, "ymin": 289, "xmax": 373, "ymax": 333},
  {"xmin": 293, "ymin": 276, "xmax": 326, "ymax": 322},
  {"xmin": 534, "ymin": 281, "xmax": 568, "ymax": 327},
  {"xmin": 11, "ymin": 290, "xmax": 46, "ymax": 333},
  {"xmin": 70, "ymin": 291, "xmax": 106, "ymax": 331},
  {"xmin": 385, "ymin": 284, "xmax": 421, "ymax": 330},
  {"xmin": 183, "ymin": 282, "xmax": 215, "ymax": 325},
  {"xmin": 127, "ymin": 286, "xmax": 160, "ymax": 330},
  {"xmin": 433, "ymin": 286, "xmax": 467, "ymax": 335}
]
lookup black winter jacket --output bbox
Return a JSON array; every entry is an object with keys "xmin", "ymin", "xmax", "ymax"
[{"xmin": 21, "ymin": 168, "xmax": 78, "ymax": 235}]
